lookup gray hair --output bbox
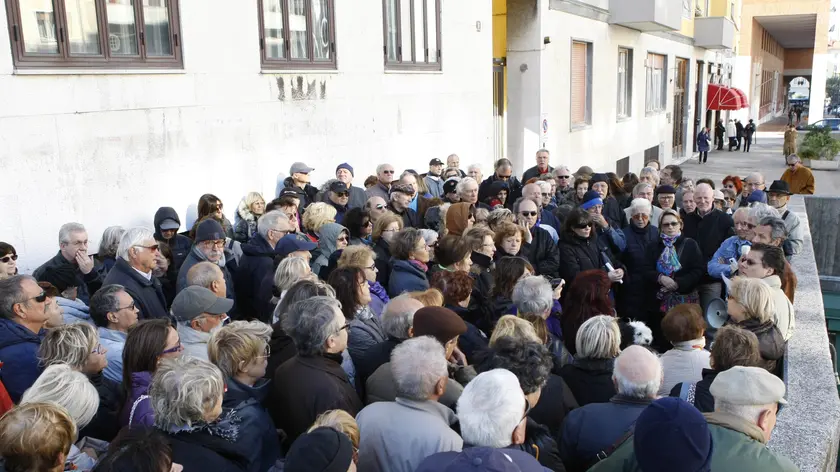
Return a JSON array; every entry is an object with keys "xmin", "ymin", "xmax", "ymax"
[
  {"xmin": 38, "ymin": 322, "xmax": 98, "ymax": 370},
  {"xmin": 419, "ymin": 229, "xmax": 439, "ymax": 247},
  {"xmin": 21, "ymin": 364, "xmax": 98, "ymax": 428},
  {"xmin": 281, "ymin": 296, "xmax": 343, "ymax": 356},
  {"xmin": 117, "ymin": 227, "xmax": 155, "ymax": 261},
  {"xmin": 390, "ymin": 336, "xmax": 448, "ymax": 401},
  {"xmin": 456, "ymin": 177, "xmax": 478, "ymax": 196},
  {"xmin": 733, "ymin": 207, "xmax": 751, "ymax": 219},
  {"xmin": 457, "ymin": 369, "xmax": 526, "ymax": 448},
  {"xmin": 151, "ymin": 356, "xmax": 225, "ymax": 429},
  {"xmin": 536, "ymin": 148, "xmax": 550, "ymax": 155},
  {"xmin": 535, "ymin": 180, "xmax": 551, "ymax": 193},
  {"xmin": 0, "ymin": 275, "xmax": 36, "ymax": 320},
  {"xmin": 759, "ymin": 216, "xmax": 787, "ymax": 241},
  {"xmin": 273, "ymin": 256, "xmax": 312, "ymax": 292},
  {"xmin": 639, "ymin": 167, "xmax": 660, "ymax": 186},
  {"xmin": 786, "ymin": 154, "xmax": 801, "ymax": 164},
  {"xmin": 257, "ymin": 210, "xmax": 290, "ymax": 239},
  {"xmin": 59, "ymin": 222, "xmax": 86, "ymax": 245},
  {"xmin": 89, "ymin": 284, "xmax": 125, "ymax": 328},
  {"xmin": 613, "ymin": 345, "xmax": 662, "ymax": 399},
  {"xmin": 576, "ymin": 315, "xmax": 621, "ymax": 359},
  {"xmin": 380, "ymin": 294, "xmax": 422, "ymax": 338},
  {"xmin": 511, "ymin": 276, "xmax": 553, "ymax": 316},
  {"xmin": 186, "ymin": 262, "xmax": 224, "ymax": 290},
  {"xmin": 632, "ymin": 183, "xmax": 653, "ymax": 197},
  {"xmin": 715, "ymin": 402, "xmax": 773, "ymax": 424},
  {"xmin": 98, "ymin": 226, "xmax": 125, "ymax": 259},
  {"xmin": 628, "ymin": 198, "xmax": 652, "ymax": 216},
  {"xmin": 748, "ymin": 203, "xmax": 780, "ymax": 223},
  {"xmin": 487, "ymin": 208, "xmax": 514, "ymax": 228},
  {"xmin": 376, "ymin": 163, "xmax": 394, "ymax": 174},
  {"xmin": 467, "ymin": 163, "xmax": 482, "ymax": 172},
  {"xmin": 553, "ymin": 165, "xmax": 571, "ymax": 176}
]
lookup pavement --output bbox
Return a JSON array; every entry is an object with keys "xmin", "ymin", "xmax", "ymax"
[{"xmin": 678, "ymin": 137, "xmax": 840, "ymax": 196}]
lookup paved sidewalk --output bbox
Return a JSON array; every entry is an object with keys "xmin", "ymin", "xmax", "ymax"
[{"xmin": 680, "ymin": 137, "xmax": 840, "ymax": 196}]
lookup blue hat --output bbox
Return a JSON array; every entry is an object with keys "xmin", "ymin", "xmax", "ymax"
[
  {"xmin": 634, "ymin": 398, "xmax": 713, "ymax": 472},
  {"xmin": 747, "ymin": 190, "xmax": 767, "ymax": 204},
  {"xmin": 275, "ymin": 234, "xmax": 317, "ymax": 259},
  {"xmin": 195, "ymin": 219, "xmax": 225, "ymax": 243},
  {"xmin": 336, "ymin": 163, "xmax": 354, "ymax": 176},
  {"xmin": 579, "ymin": 190, "xmax": 603, "ymax": 210}
]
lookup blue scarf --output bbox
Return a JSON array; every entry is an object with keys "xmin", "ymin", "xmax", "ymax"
[{"xmin": 657, "ymin": 233, "xmax": 682, "ymax": 276}]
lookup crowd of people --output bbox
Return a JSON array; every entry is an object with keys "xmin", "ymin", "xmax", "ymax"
[{"xmin": 0, "ymin": 151, "xmax": 804, "ymax": 471}]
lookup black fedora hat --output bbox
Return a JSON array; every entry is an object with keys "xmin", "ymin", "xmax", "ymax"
[{"xmin": 767, "ymin": 180, "xmax": 791, "ymax": 195}]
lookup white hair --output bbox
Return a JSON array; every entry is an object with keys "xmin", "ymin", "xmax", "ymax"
[
  {"xmin": 21, "ymin": 364, "xmax": 99, "ymax": 428},
  {"xmin": 273, "ymin": 256, "xmax": 312, "ymax": 292},
  {"xmin": 632, "ymin": 182, "xmax": 653, "ymax": 196},
  {"xmin": 715, "ymin": 401, "xmax": 773, "ymax": 424},
  {"xmin": 59, "ymin": 222, "xmax": 86, "ymax": 246},
  {"xmin": 376, "ymin": 163, "xmax": 394, "ymax": 174},
  {"xmin": 748, "ymin": 203, "xmax": 780, "ymax": 223},
  {"xmin": 419, "ymin": 229, "xmax": 439, "ymax": 247},
  {"xmin": 511, "ymin": 276, "xmax": 553, "ymax": 316},
  {"xmin": 535, "ymin": 180, "xmax": 551, "ymax": 192},
  {"xmin": 553, "ymin": 166, "xmax": 571, "ymax": 175},
  {"xmin": 467, "ymin": 163, "xmax": 482, "ymax": 172},
  {"xmin": 117, "ymin": 227, "xmax": 155, "ymax": 261},
  {"xmin": 257, "ymin": 210, "xmax": 290, "ymax": 238},
  {"xmin": 457, "ymin": 369, "xmax": 525, "ymax": 448},
  {"xmin": 639, "ymin": 167, "xmax": 660, "ymax": 186},
  {"xmin": 576, "ymin": 315, "xmax": 621, "ymax": 359},
  {"xmin": 612, "ymin": 346, "xmax": 662, "ymax": 399},
  {"xmin": 628, "ymin": 198, "xmax": 652, "ymax": 216},
  {"xmin": 151, "ymin": 356, "xmax": 225, "ymax": 429},
  {"xmin": 456, "ymin": 177, "xmax": 478, "ymax": 196},
  {"xmin": 390, "ymin": 336, "xmax": 448, "ymax": 401}
]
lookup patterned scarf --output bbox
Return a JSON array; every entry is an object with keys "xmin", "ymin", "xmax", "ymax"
[
  {"xmin": 657, "ymin": 233, "xmax": 682, "ymax": 276},
  {"xmin": 410, "ymin": 259, "xmax": 429, "ymax": 273}
]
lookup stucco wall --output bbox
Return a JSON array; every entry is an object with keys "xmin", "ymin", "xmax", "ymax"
[
  {"xmin": 0, "ymin": 0, "xmax": 493, "ymax": 272},
  {"xmin": 786, "ymin": 48, "xmax": 816, "ymax": 70}
]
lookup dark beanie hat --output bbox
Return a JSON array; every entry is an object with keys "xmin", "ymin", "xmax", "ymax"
[
  {"xmin": 413, "ymin": 306, "xmax": 467, "ymax": 344},
  {"xmin": 285, "ymin": 427, "xmax": 354, "ymax": 472},
  {"xmin": 656, "ymin": 185, "xmax": 677, "ymax": 195},
  {"xmin": 336, "ymin": 163, "xmax": 354, "ymax": 176},
  {"xmin": 590, "ymin": 173, "xmax": 609, "ymax": 185},
  {"xmin": 195, "ymin": 219, "xmax": 225, "ymax": 243},
  {"xmin": 634, "ymin": 398, "xmax": 713, "ymax": 472},
  {"xmin": 37, "ymin": 264, "xmax": 78, "ymax": 292}
]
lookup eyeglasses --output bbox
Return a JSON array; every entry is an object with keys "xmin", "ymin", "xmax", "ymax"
[
  {"xmin": 556, "ymin": 175, "xmax": 571, "ymax": 179},
  {"xmin": 116, "ymin": 301, "xmax": 136, "ymax": 312},
  {"xmin": 23, "ymin": 291, "xmax": 48, "ymax": 304},
  {"xmin": 92, "ymin": 344, "xmax": 105, "ymax": 355},
  {"xmin": 541, "ymin": 193, "xmax": 551, "ymax": 198},
  {"xmin": 363, "ymin": 220, "xmax": 373, "ymax": 227},
  {"xmin": 519, "ymin": 211, "xmax": 538, "ymax": 217},
  {"xmin": 202, "ymin": 240, "xmax": 225, "ymax": 249},
  {"xmin": 366, "ymin": 263, "xmax": 378, "ymax": 271},
  {"xmin": 214, "ymin": 203, "xmax": 224, "ymax": 210},
  {"xmin": 336, "ymin": 236, "xmax": 349, "ymax": 243},
  {"xmin": 161, "ymin": 341, "xmax": 183, "ymax": 355},
  {"xmin": 382, "ymin": 170, "xmax": 395, "ymax": 174},
  {"xmin": 334, "ymin": 322, "xmax": 351, "ymax": 335},
  {"xmin": 574, "ymin": 223, "xmax": 592, "ymax": 229},
  {"xmin": 661, "ymin": 222, "xmax": 680, "ymax": 228},
  {"xmin": 382, "ymin": 228, "xmax": 397, "ymax": 233},
  {"xmin": 335, "ymin": 192, "xmax": 349, "ymax": 198},
  {"xmin": 134, "ymin": 244, "xmax": 160, "ymax": 252},
  {"xmin": 787, "ymin": 164, "xmax": 797, "ymax": 168},
  {"xmin": 257, "ymin": 345, "xmax": 271, "ymax": 359},
  {"xmin": 0, "ymin": 254, "xmax": 17, "ymax": 263}
]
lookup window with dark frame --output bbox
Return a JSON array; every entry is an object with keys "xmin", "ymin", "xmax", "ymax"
[
  {"xmin": 383, "ymin": 0, "xmax": 441, "ymax": 71},
  {"xmin": 258, "ymin": 0, "xmax": 336, "ymax": 70},
  {"xmin": 4, "ymin": 0, "xmax": 182, "ymax": 69}
]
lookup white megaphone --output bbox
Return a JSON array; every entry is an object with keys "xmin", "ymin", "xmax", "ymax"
[
  {"xmin": 740, "ymin": 245, "xmax": 751, "ymax": 258},
  {"xmin": 705, "ymin": 298, "xmax": 729, "ymax": 329}
]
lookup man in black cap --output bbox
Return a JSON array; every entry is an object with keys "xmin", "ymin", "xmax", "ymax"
[
  {"xmin": 285, "ymin": 426, "xmax": 355, "ymax": 472},
  {"xmin": 478, "ymin": 158, "xmax": 523, "ymax": 210},
  {"xmin": 171, "ymin": 285, "xmax": 233, "ymax": 361},
  {"xmin": 424, "ymin": 158, "xmax": 445, "ymax": 198},
  {"xmin": 334, "ymin": 162, "xmax": 367, "ymax": 209},
  {"xmin": 326, "ymin": 181, "xmax": 350, "ymax": 224},
  {"xmin": 153, "ymin": 207, "xmax": 192, "ymax": 272},
  {"xmin": 281, "ymin": 162, "xmax": 318, "ymax": 209},
  {"xmin": 766, "ymin": 180, "xmax": 803, "ymax": 256},
  {"xmin": 388, "ymin": 184, "xmax": 421, "ymax": 228}
]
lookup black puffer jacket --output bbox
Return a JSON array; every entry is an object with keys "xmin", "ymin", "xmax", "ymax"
[
  {"xmin": 602, "ymin": 196, "xmax": 624, "ymax": 228},
  {"xmin": 525, "ymin": 226, "xmax": 560, "ymax": 278},
  {"xmin": 529, "ymin": 374, "xmax": 579, "ymax": 441},
  {"xmin": 556, "ymin": 232, "xmax": 621, "ymax": 289},
  {"xmin": 281, "ymin": 177, "xmax": 318, "ymax": 209}
]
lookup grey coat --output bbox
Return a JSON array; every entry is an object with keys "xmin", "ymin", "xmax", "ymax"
[
  {"xmin": 347, "ymin": 307, "xmax": 386, "ymax": 365},
  {"xmin": 365, "ymin": 362, "xmax": 463, "ymax": 410}
]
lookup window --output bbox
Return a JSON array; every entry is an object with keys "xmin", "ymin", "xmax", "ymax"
[
  {"xmin": 570, "ymin": 40, "xmax": 592, "ymax": 127},
  {"xmin": 383, "ymin": 0, "xmax": 441, "ymax": 71},
  {"xmin": 5, "ymin": 0, "xmax": 182, "ymax": 69},
  {"xmin": 258, "ymin": 0, "xmax": 336, "ymax": 70},
  {"xmin": 645, "ymin": 53, "xmax": 667, "ymax": 113},
  {"xmin": 617, "ymin": 48, "xmax": 633, "ymax": 118}
]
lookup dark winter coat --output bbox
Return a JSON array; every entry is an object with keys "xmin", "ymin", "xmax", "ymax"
[
  {"xmin": 176, "ymin": 246, "xmax": 236, "ymax": 300},
  {"xmin": 697, "ymin": 130, "xmax": 711, "ymax": 153},
  {"xmin": 326, "ymin": 199, "xmax": 349, "ymax": 225},
  {"xmin": 354, "ymin": 337, "xmax": 401, "ymax": 385},
  {"xmin": 733, "ymin": 318, "xmax": 786, "ymax": 373},
  {"xmin": 0, "ymin": 318, "xmax": 45, "ymax": 403},
  {"xmin": 80, "ymin": 372, "xmax": 122, "ymax": 443},
  {"xmin": 373, "ymin": 238, "xmax": 392, "ymax": 286},
  {"xmin": 281, "ymin": 176, "xmax": 318, "ymax": 209},
  {"xmin": 559, "ymin": 358, "xmax": 617, "ymax": 407},
  {"xmin": 642, "ymin": 235, "xmax": 705, "ymax": 299},
  {"xmin": 387, "ymin": 259, "xmax": 429, "ymax": 297},
  {"xmin": 602, "ymin": 196, "xmax": 624, "ymax": 229},
  {"xmin": 479, "ymin": 174, "xmax": 523, "ymax": 210},
  {"xmin": 154, "ymin": 207, "xmax": 193, "ymax": 272},
  {"xmin": 265, "ymin": 322, "xmax": 296, "ymax": 382},
  {"xmin": 165, "ymin": 427, "xmax": 248, "ymax": 472},
  {"xmin": 222, "ymin": 377, "xmax": 280, "ymax": 472},
  {"xmin": 682, "ymin": 209, "xmax": 735, "ymax": 282},
  {"xmin": 103, "ymin": 258, "xmax": 168, "ymax": 319},
  {"xmin": 234, "ymin": 234, "xmax": 276, "ymax": 321},
  {"xmin": 540, "ymin": 208, "xmax": 563, "ymax": 234},
  {"xmin": 529, "ymin": 374, "xmax": 579, "ymax": 441},
  {"xmin": 33, "ymin": 252, "xmax": 104, "ymax": 305},
  {"xmin": 511, "ymin": 417, "xmax": 566, "ymax": 472},
  {"xmin": 669, "ymin": 368, "xmax": 718, "ymax": 413},
  {"xmin": 559, "ymin": 395, "xmax": 652, "ymax": 472},
  {"xmin": 525, "ymin": 226, "xmax": 560, "ymax": 278},
  {"xmin": 268, "ymin": 354, "xmax": 363, "ymax": 449},
  {"xmin": 522, "ymin": 165, "xmax": 554, "ymax": 184},
  {"xmin": 618, "ymin": 224, "xmax": 659, "ymax": 318},
  {"xmin": 444, "ymin": 305, "xmax": 488, "ymax": 364},
  {"xmin": 388, "ymin": 203, "xmax": 421, "ymax": 229},
  {"xmin": 556, "ymin": 232, "xmax": 621, "ymax": 288}
]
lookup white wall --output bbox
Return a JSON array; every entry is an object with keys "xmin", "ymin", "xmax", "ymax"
[{"xmin": 0, "ymin": 0, "xmax": 493, "ymax": 272}]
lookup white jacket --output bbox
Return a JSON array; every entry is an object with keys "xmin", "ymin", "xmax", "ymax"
[
  {"xmin": 762, "ymin": 275, "xmax": 795, "ymax": 341},
  {"xmin": 658, "ymin": 340, "xmax": 711, "ymax": 396},
  {"xmin": 726, "ymin": 121, "xmax": 737, "ymax": 137}
]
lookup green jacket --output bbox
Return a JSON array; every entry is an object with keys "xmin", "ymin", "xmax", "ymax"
[{"xmin": 587, "ymin": 412, "xmax": 799, "ymax": 472}]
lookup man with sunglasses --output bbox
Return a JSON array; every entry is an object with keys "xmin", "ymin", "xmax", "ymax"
[
  {"xmin": 366, "ymin": 164, "xmax": 396, "ymax": 201},
  {"xmin": 171, "ymin": 286, "xmax": 233, "ymax": 361},
  {"xmin": 365, "ymin": 196, "xmax": 389, "ymax": 224},
  {"xmin": 235, "ymin": 211, "xmax": 293, "ymax": 321},
  {"xmin": 478, "ymin": 158, "xmax": 522, "ymax": 209},
  {"xmin": 0, "ymin": 275, "xmax": 50, "ymax": 403},
  {"xmin": 326, "ymin": 180, "xmax": 351, "ymax": 224},
  {"xmin": 176, "ymin": 219, "xmax": 236, "ymax": 310},
  {"xmin": 89, "ymin": 284, "xmax": 139, "ymax": 383},
  {"xmin": 333, "ymin": 162, "xmax": 367, "ymax": 209},
  {"xmin": 33, "ymin": 222, "xmax": 104, "ymax": 305},
  {"xmin": 279, "ymin": 162, "xmax": 319, "ymax": 210},
  {"xmin": 780, "ymin": 154, "xmax": 815, "ymax": 195},
  {"xmin": 103, "ymin": 227, "xmax": 169, "ymax": 320},
  {"xmin": 553, "ymin": 166, "xmax": 574, "ymax": 202}
]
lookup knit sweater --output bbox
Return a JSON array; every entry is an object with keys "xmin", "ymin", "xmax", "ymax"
[{"xmin": 781, "ymin": 166, "xmax": 815, "ymax": 195}]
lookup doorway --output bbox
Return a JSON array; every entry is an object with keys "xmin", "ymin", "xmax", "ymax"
[
  {"xmin": 672, "ymin": 58, "xmax": 689, "ymax": 158},
  {"xmin": 493, "ymin": 58, "xmax": 505, "ymax": 161},
  {"xmin": 693, "ymin": 60, "xmax": 704, "ymax": 153}
]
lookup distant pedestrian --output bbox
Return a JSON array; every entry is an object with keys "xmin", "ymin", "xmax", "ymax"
[
  {"xmin": 696, "ymin": 128, "xmax": 710, "ymax": 164},
  {"xmin": 788, "ymin": 108, "xmax": 795, "ymax": 126},
  {"xmin": 726, "ymin": 120, "xmax": 737, "ymax": 151},
  {"xmin": 714, "ymin": 120, "xmax": 725, "ymax": 150},
  {"xmin": 783, "ymin": 125, "xmax": 797, "ymax": 157},
  {"xmin": 735, "ymin": 119, "xmax": 744, "ymax": 150},
  {"xmin": 795, "ymin": 107, "xmax": 803, "ymax": 124},
  {"xmin": 743, "ymin": 119, "xmax": 756, "ymax": 152}
]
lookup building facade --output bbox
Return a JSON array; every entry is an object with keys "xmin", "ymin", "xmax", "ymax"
[{"xmin": 0, "ymin": 0, "xmax": 493, "ymax": 271}]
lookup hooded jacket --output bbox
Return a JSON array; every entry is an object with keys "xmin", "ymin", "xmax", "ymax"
[
  {"xmin": 56, "ymin": 297, "xmax": 93, "ymax": 325},
  {"xmin": 234, "ymin": 233, "xmax": 277, "ymax": 321},
  {"xmin": 311, "ymin": 223, "xmax": 348, "ymax": 277},
  {"xmin": 103, "ymin": 258, "xmax": 169, "ymax": 319},
  {"xmin": 153, "ymin": 207, "xmax": 193, "ymax": 272},
  {"xmin": 233, "ymin": 198, "xmax": 260, "ymax": 244},
  {"xmin": 281, "ymin": 176, "xmax": 319, "ymax": 209},
  {"xmin": 222, "ymin": 377, "xmax": 280, "ymax": 472},
  {"xmin": 446, "ymin": 203, "xmax": 473, "ymax": 237},
  {"xmin": 0, "ymin": 318, "xmax": 45, "ymax": 403}
]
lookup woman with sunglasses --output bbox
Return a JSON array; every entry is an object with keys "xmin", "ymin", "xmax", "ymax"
[
  {"xmin": 190, "ymin": 194, "xmax": 235, "ymax": 240},
  {"xmin": 557, "ymin": 208, "xmax": 623, "ymax": 292},
  {"xmin": 119, "ymin": 319, "xmax": 183, "ymax": 428},
  {"xmin": 642, "ymin": 209, "xmax": 705, "ymax": 351},
  {"xmin": 311, "ymin": 222, "xmax": 350, "ymax": 279},
  {"xmin": 208, "ymin": 320, "xmax": 280, "ymax": 472},
  {"xmin": 344, "ymin": 207, "xmax": 374, "ymax": 246},
  {"xmin": 0, "ymin": 242, "xmax": 18, "ymax": 280}
]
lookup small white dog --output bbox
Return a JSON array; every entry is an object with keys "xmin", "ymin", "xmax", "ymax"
[{"xmin": 627, "ymin": 320, "xmax": 653, "ymax": 346}]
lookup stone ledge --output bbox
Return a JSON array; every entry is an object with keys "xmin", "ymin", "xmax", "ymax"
[{"xmin": 771, "ymin": 195, "xmax": 840, "ymax": 472}]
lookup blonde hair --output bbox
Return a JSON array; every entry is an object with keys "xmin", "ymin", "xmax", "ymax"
[
  {"xmin": 302, "ymin": 202, "xmax": 337, "ymax": 233},
  {"xmin": 244, "ymin": 191, "xmax": 265, "ymax": 208},
  {"xmin": 489, "ymin": 315, "xmax": 541, "ymax": 346},
  {"xmin": 273, "ymin": 256, "xmax": 313, "ymax": 292},
  {"xmin": 38, "ymin": 322, "xmax": 98, "ymax": 370},
  {"xmin": 338, "ymin": 245, "xmax": 376, "ymax": 269},
  {"xmin": 405, "ymin": 288, "xmax": 444, "ymax": 307},
  {"xmin": 487, "ymin": 208, "xmax": 515, "ymax": 231},
  {"xmin": 372, "ymin": 212, "xmax": 403, "ymax": 240},
  {"xmin": 21, "ymin": 364, "xmax": 99, "ymax": 428},
  {"xmin": 576, "ymin": 315, "xmax": 621, "ymax": 359},
  {"xmin": 0, "ymin": 402, "xmax": 77, "ymax": 472},
  {"xmin": 208, "ymin": 320, "xmax": 273, "ymax": 378},
  {"xmin": 729, "ymin": 276, "xmax": 775, "ymax": 323},
  {"xmin": 308, "ymin": 410, "xmax": 360, "ymax": 449}
]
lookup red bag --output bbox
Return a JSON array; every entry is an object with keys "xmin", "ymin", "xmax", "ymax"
[{"xmin": 0, "ymin": 361, "xmax": 14, "ymax": 417}]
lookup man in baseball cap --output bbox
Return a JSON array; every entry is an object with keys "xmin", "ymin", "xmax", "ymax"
[
  {"xmin": 281, "ymin": 162, "xmax": 318, "ymax": 209},
  {"xmin": 275, "ymin": 234, "xmax": 317, "ymax": 263},
  {"xmin": 425, "ymin": 158, "xmax": 445, "ymax": 198},
  {"xmin": 326, "ymin": 180, "xmax": 350, "ymax": 224},
  {"xmin": 171, "ymin": 285, "xmax": 232, "ymax": 361}
]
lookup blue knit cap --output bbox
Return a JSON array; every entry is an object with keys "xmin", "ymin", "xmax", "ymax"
[
  {"xmin": 747, "ymin": 190, "xmax": 767, "ymax": 204},
  {"xmin": 336, "ymin": 163, "xmax": 354, "ymax": 177},
  {"xmin": 634, "ymin": 397, "xmax": 713, "ymax": 472},
  {"xmin": 579, "ymin": 190, "xmax": 603, "ymax": 210}
]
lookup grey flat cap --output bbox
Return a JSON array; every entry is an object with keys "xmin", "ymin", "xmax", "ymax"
[
  {"xmin": 171, "ymin": 286, "xmax": 233, "ymax": 322},
  {"xmin": 710, "ymin": 366, "xmax": 787, "ymax": 406}
]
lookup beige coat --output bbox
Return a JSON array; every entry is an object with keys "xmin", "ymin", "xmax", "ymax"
[
  {"xmin": 763, "ymin": 275, "xmax": 795, "ymax": 341},
  {"xmin": 783, "ymin": 128, "xmax": 797, "ymax": 156}
]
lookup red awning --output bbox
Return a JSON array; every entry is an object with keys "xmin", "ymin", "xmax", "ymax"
[{"xmin": 707, "ymin": 84, "xmax": 748, "ymax": 110}]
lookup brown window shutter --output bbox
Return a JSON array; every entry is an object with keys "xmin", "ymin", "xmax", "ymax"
[{"xmin": 571, "ymin": 42, "xmax": 587, "ymax": 125}]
